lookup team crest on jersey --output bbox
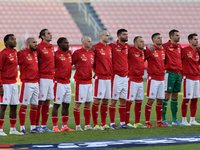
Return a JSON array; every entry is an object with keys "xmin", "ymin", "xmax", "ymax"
[
  {"xmin": 81, "ymin": 54, "xmax": 87, "ymax": 61},
  {"xmin": 26, "ymin": 54, "xmax": 32, "ymax": 61},
  {"xmin": 153, "ymin": 51, "xmax": 158, "ymax": 57},
  {"xmin": 117, "ymin": 45, "xmax": 120, "ymax": 47},
  {"xmin": 187, "ymin": 51, "xmax": 193, "ymax": 58},
  {"xmin": 51, "ymin": 47, "xmax": 54, "ymax": 49},
  {"xmin": 196, "ymin": 53, "xmax": 199, "ymax": 61},
  {"xmin": 44, "ymin": 47, "xmax": 46, "ymax": 50},
  {"xmin": 59, "ymin": 54, "xmax": 66, "ymax": 61},
  {"xmin": 170, "ymin": 44, "xmax": 173, "ymax": 47}
]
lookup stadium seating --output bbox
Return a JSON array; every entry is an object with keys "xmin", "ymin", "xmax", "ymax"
[
  {"xmin": 92, "ymin": 2, "xmax": 200, "ymax": 44},
  {"xmin": 0, "ymin": 2, "xmax": 83, "ymax": 45}
]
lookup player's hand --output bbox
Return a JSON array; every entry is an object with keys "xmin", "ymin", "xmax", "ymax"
[
  {"xmin": 0, "ymin": 86, "xmax": 4, "ymax": 96},
  {"xmin": 75, "ymin": 64, "xmax": 78, "ymax": 69},
  {"xmin": 112, "ymin": 40, "xmax": 117, "ymax": 45},
  {"xmin": 147, "ymin": 44, "xmax": 155, "ymax": 52},
  {"xmin": 90, "ymin": 46, "xmax": 95, "ymax": 51}
]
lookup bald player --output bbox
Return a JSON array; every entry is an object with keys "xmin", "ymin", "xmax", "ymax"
[
  {"xmin": 72, "ymin": 36, "xmax": 95, "ymax": 131},
  {"xmin": 92, "ymin": 30, "xmax": 113, "ymax": 130},
  {"xmin": 18, "ymin": 37, "xmax": 42, "ymax": 134}
]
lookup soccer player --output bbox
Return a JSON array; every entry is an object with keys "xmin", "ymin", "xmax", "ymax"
[
  {"xmin": 72, "ymin": 36, "xmax": 95, "ymax": 131},
  {"xmin": 18, "ymin": 37, "xmax": 42, "ymax": 134},
  {"xmin": 162, "ymin": 29, "xmax": 185, "ymax": 126},
  {"xmin": 125, "ymin": 36, "xmax": 146, "ymax": 128},
  {"xmin": 51, "ymin": 37, "xmax": 75, "ymax": 132},
  {"xmin": 92, "ymin": 30, "xmax": 113, "ymax": 130},
  {"xmin": 181, "ymin": 33, "xmax": 200, "ymax": 126},
  {"xmin": 0, "ymin": 34, "xmax": 23, "ymax": 136},
  {"xmin": 36, "ymin": 29, "xmax": 54, "ymax": 132},
  {"xmin": 145, "ymin": 33, "xmax": 168, "ymax": 128},
  {"xmin": 109, "ymin": 29, "xmax": 134, "ymax": 129}
]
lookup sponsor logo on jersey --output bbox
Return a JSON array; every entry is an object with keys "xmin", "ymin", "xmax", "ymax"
[
  {"xmin": 26, "ymin": 54, "xmax": 32, "ymax": 61},
  {"xmin": 81, "ymin": 54, "xmax": 87, "ymax": 61},
  {"xmin": 153, "ymin": 51, "xmax": 158, "ymax": 57},
  {"xmin": 187, "ymin": 51, "xmax": 193, "ymax": 58}
]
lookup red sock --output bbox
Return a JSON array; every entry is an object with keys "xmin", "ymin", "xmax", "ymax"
[
  {"xmin": 92, "ymin": 103, "xmax": 99, "ymax": 127},
  {"xmin": 52, "ymin": 115, "xmax": 58, "ymax": 127},
  {"xmin": 10, "ymin": 118, "xmax": 16, "ymax": 128},
  {"xmin": 156, "ymin": 103, "xmax": 162, "ymax": 122},
  {"xmin": 100, "ymin": 104, "xmax": 108, "ymax": 126},
  {"xmin": 145, "ymin": 103, "xmax": 152, "ymax": 123},
  {"xmin": 0, "ymin": 119, "xmax": 4, "ymax": 129},
  {"xmin": 119, "ymin": 105, "xmax": 126, "ymax": 123},
  {"xmin": 36, "ymin": 103, "xmax": 42, "ymax": 126},
  {"xmin": 19, "ymin": 105, "xmax": 27, "ymax": 126},
  {"xmin": 62, "ymin": 115, "xmax": 69, "ymax": 126},
  {"xmin": 73, "ymin": 108, "xmax": 80, "ymax": 126},
  {"xmin": 41, "ymin": 103, "xmax": 49, "ymax": 126},
  {"xmin": 30, "ymin": 106, "xmax": 37, "ymax": 126},
  {"xmin": 190, "ymin": 98, "xmax": 198, "ymax": 117},
  {"xmin": 125, "ymin": 101, "xmax": 132, "ymax": 124},
  {"xmin": 182, "ymin": 99, "xmax": 189, "ymax": 117},
  {"xmin": 134, "ymin": 101, "xmax": 142, "ymax": 124},
  {"xmin": 109, "ymin": 105, "xmax": 116, "ymax": 124},
  {"xmin": 84, "ymin": 107, "xmax": 91, "ymax": 126}
]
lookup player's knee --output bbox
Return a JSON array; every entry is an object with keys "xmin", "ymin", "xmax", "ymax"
[
  {"xmin": 102, "ymin": 99, "xmax": 109, "ymax": 105},
  {"xmin": 0, "ymin": 105, "xmax": 7, "ymax": 112},
  {"xmin": 165, "ymin": 92, "xmax": 171, "ymax": 100},
  {"xmin": 110, "ymin": 99, "xmax": 117, "ymax": 106}
]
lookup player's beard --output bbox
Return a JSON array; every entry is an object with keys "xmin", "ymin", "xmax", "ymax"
[
  {"xmin": 120, "ymin": 37, "xmax": 128, "ymax": 43},
  {"xmin": 30, "ymin": 47, "xmax": 37, "ymax": 51}
]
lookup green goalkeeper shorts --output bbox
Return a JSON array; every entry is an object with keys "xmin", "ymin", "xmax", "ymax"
[{"xmin": 164, "ymin": 71, "xmax": 181, "ymax": 93}]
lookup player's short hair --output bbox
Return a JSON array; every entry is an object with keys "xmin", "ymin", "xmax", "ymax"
[
  {"xmin": 57, "ymin": 37, "xmax": 67, "ymax": 47},
  {"xmin": 133, "ymin": 36, "xmax": 142, "ymax": 43},
  {"xmin": 39, "ymin": 29, "xmax": 48, "ymax": 41},
  {"xmin": 99, "ymin": 30, "xmax": 107, "ymax": 36},
  {"xmin": 26, "ymin": 37, "xmax": 35, "ymax": 44},
  {"xmin": 81, "ymin": 36, "xmax": 91, "ymax": 43},
  {"xmin": 188, "ymin": 33, "xmax": 198, "ymax": 41},
  {"xmin": 151, "ymin": 33, "xmax": 160, "ymax": 41},
  {"xmin": 117, "ymin": 29, "xmax": 127, "ymax": 36},
  {"xmin": 169, "ymin": 29, "xmax": 179, "ymax": 38},
  {"xmin": 4, "ymin": 34, "xmax": 14, "ymax": 47}
]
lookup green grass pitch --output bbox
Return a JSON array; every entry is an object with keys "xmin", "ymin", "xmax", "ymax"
[{"xmin": 1, "ymin": 79, "xmax": 200, "ymax": 150}]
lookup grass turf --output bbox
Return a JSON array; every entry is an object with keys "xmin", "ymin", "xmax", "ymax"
[{"xmin": 1, "ymin": 79, "xmax": 200, "ymax": 150}]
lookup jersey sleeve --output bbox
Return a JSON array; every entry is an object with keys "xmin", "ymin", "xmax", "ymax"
[
  {"xmin": 72, "ymin": 51, "xmax": 78, "ymax": 65},
  {"xmin": 0, "ymin": 52, "xmax": 5, "ymax": 86},
  {"xmin": 145, "ymin": 48, "xmax": 151, "ymax": 60},
  {"xmin": 17, "ymin": 51, "xmax": 24, "ymax": 65}
]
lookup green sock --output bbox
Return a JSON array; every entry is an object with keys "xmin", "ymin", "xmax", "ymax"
[
  {"xmin": 171, "ymin": 99, "xmax": 178, "ymax": 122},
  {"xmin": 162, "ymin": 99, "xmax": 168, "ymax": 121}
]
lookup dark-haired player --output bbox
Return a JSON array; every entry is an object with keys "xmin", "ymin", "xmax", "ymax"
[
  {"xmin": 36, "ymin": 29, "xmax": 54, "ymax": 132},
  {"xmin": 181, "ymin": 33, "xmax": 200, "ymax": 126},
  {"xmin": 145, "ymin": 33, "xmax": 168, "ymax": 128},
  {"xmin": 108, "ymin": 29, "xmax": 134, "ymax": 129},
  {"xmin": 51, "ymin": 37, "xmax": 74, "ymax": 132},
  {"xmin": 162, "ymin": 29, "xmax": 185, "ymax": 126},
  {"xmin": 125, "ymin": 36, "xmax": 146, "ymax": 128},
  {"xmin": 0, "ymin": 34, "xmax": 23, "ymax": 136}
]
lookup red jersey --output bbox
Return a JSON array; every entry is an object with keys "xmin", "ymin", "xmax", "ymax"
[
  {"xmin": 37, "ymin": 41, "xmax": 54, "ymax": 79},
  {"xmin": 145, "ymin": 45, "xmax": 165, "ymax": 80},
  {"xmin": 181, "ymin": 45, "xmax": 199, "ymax": 80},
  {"xmin": 0, "ymin": 47, "xmax": 18, "ymax": 86},
  {"xmin": 163, "ymin": 40, "xmax": 182, "ymax": 73},
  {"xmin": 93, "ymin": 42, "xmax": 112, "ymax": 79},
  {"xmin": 72, "ymin": 48, "xmax": 94, "ymax": 83},
  {"xmin": 109, "ymin": 40, "xmax": 129, "ymax": 77},
  {"xmin": 54, "ymin": 49, "xmax": 72, "ymax": 84},
  {"xmin": 18, "ymin": 48, "xmax": 38, "ymax": 83},
  {"xmin": 128, "ymin": 46, "xmax": 144, "ymax": 82}
]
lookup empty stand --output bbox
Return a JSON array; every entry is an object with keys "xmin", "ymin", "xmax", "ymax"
[
  {"xmin": 92, "ymin": 2, "xmax": 200, "ymax": 44},
  {"xmin": 0, "ymin": 2, "xmax": 82, "ymax": 45}
]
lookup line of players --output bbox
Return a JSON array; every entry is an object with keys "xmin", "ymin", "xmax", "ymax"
[{"xmin": 0, "ymin": 28, "xmax": 199, "ymax": 136}]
